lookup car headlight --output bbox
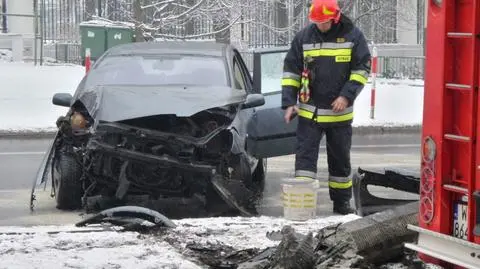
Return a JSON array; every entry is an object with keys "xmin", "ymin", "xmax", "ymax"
[{"xmin": 70, "ymin": 112, "xmax": 88, "ymax": 129}]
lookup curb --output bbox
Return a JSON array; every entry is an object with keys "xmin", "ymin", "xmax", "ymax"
[
  {"xmin": 0, "ymin": 131, "xmax": 57, "ymax": 139},
  {"xmin": 353, "ymin": 125, "xmax": 421, "ymax": 135},
  {"xmin": 0, "ymin": 125, "xmax": 422, "ymax": 139}
]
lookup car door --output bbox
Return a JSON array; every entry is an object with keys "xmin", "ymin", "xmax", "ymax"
[{"xmin": 243, "ymin": 47, "xmax": 298, "ymax": 159}]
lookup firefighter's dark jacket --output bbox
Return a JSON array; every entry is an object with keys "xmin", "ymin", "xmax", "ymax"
[{"xmin": 281, "ymin": 14, "xmax": 371, "ymax": 125}]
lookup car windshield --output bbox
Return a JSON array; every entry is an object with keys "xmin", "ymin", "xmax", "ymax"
[{"xmin": 84, "ymin": 54, "xmax": 228, "ymax": 88}]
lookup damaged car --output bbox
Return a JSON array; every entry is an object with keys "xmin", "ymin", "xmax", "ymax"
[{"xmin": 30, "ymin": 41, "xmax": 298, "ymax": 218}]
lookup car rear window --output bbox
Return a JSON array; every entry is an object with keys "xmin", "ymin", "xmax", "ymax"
[{"xmin": 85, "ymin": 54, "xmax": 228, "ymax": 88}]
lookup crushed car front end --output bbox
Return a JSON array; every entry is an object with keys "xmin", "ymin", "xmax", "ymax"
[{"xmin": 77, "ymin": 107, "xmax": 261, "ymax": 217}]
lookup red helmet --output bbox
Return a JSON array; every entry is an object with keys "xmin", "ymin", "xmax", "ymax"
[{"xmin": 309, "ymin": 0, "xmax": 341, "ymax": 23}]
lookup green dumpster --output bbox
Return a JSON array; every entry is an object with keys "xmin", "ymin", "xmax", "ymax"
[
  {"xmin": 79, "ymin": 21, "xmax": 135, "ymax": 63},
  {"xmin": 106, "ymin": 25, "xmax": 135, "ymax": 50},
  {"xmin": 79, "ymin": 23, "xmax": 107, "ymax": 61}
]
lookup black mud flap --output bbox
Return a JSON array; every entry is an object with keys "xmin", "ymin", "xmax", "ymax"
[
  {"xmin": 75, "ymin": 206, "xmax": 177, "ymax": 230},
  {"xmin": 474, "ymin": 190, "xmax": 480, "ymax": 236},
  {"xmin": 353, "ymin": 167, "xmax": 420, "ymax": 216},
  {"xmin": 211, "ymin": 175, "xmax": 257, "ymax": 217},
  {"xmin": 29, "ymin": 131, "xmax": 59, "ymax": 211}
]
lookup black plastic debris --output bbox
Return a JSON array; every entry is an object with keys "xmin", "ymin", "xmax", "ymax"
[
  {"xmin": 203, "ymin": 202, "xmax": 421, "ymax": 269},
  {"xmin": 75, "ymin": 205, "xmax": 177, "ymax": 231}
]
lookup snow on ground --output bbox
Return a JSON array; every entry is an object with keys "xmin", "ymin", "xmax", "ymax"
[
  {"xmin": 262, "ymin": 76, "xmax": 424, "ymax": 128},
  {"xmin": 0, "ymin": 61, "xmax": 424, "ymax": 132},
  {"xmin": 168, "ymin": 214, "xmax": 360, "ymax": 250},
  {"xmin": 0, "ymin": 49, "xmax": 12, "ymax": 62},
  {"xmin": 0, "ymin": 214, "xmax": 360, "ymax": 269},
  {"xmin": 0, "ymin": 62, "xmax": 85, "ymax": 133},
  {"xmin": 0, "ymin": 214, "xmax": 445, "ymax": 269},
  {"xmin": 351, "ymin": 78, "xmax": 424, "ymax": 127},
  {"xmin": 0, "ymin": 228, "xmax": 201, "ymax": 269}
]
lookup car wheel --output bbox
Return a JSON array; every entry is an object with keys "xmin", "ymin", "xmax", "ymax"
[{"xmin": 52, "ymin": 151, "xmax": 84, "ymax": 210}]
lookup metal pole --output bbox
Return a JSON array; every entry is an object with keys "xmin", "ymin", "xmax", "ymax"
[
  {"xmin": 370, "ymin": 47, "xmax": 378, "ymax": 119},
  {"xmin": 33, "ymin": 0, "xmax": 38, "ymax": 65},
  {"xmin": 287, "ymin": 0, "xmax": 293, "ymax": 42},
  {"xmin": 39, "ymin": 0, "xmax": 44, "ymax": 65},
  {"xmin": 97, "ymin": 0, "xmax": 102, "ymax": 17},
  {"xmin": 370, "ymin": 0, "xmax": 375, "ymax": 43},
  {"xmin": 1, "ymin": 0, "xmax": 6, "ymax": 33},
  {"xmin": 424, "ymin": 0, "xmax": 428, "ymax": 55},
  {"xmin": 352, "ymin": 0, "xmax": 357, "ymax": 19}
]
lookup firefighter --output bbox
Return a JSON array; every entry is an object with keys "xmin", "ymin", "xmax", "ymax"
[{"xmin": 282, "ymin": 0, "xmax": 371, "ymax": 215}]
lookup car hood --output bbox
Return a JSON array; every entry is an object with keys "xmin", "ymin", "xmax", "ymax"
[{"xmin": 75, "ymin": 85, "xmax": 247, "ymax": 122}]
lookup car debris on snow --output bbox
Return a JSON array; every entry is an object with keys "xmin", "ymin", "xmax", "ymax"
[
  {"xmin": 0, "ymin": 202, "xmax": 445, "ymax": 269},
  {"xmin": 75, "ymin": 205, "xmax": 177, "ymax": 230},
  {"xmin": 37, "ymin": 203, "xmax": 441, "ymax": 269},
  {"xmin": 177, "ymin": 202, "xmax": 429, "ymax": 269},
  {"xmin": 0, "ymin": 212, "xmax": 359, "ymax": 269}
]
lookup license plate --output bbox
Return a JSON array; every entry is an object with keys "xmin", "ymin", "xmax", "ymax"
[{"xmin": 453, "ymin": 202, "xmax": 468, "ymax": 240}]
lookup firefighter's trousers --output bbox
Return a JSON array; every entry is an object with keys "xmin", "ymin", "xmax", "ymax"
[{"xmin": 294, "ymin": 117, "xmax": 352, "ymax": 203}]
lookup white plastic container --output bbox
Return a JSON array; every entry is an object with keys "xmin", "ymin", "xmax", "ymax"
[{"xmin": 281, "ymin": 177, "xmax": 319, "ymax": 221}]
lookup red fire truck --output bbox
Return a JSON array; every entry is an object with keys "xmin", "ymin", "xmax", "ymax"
[
  {"xmin": 395, "ymin": 0, "xmax": 480, "ymax": 268},
  {"xmin": 402, "ymin": 0, "xmax": 480, "ymax": 268},
  {"xmin": 351, "ymin": 0, "xmax": 480, "ymax": 268}
]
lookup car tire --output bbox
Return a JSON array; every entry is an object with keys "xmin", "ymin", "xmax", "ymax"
[{"xmin": 52, "ymin": 151, "xmax": 84, "ymax": 210}]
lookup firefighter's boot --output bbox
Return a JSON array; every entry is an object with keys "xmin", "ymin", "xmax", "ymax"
[{"xmin": 333, "ymin": 201, "xmax": 355, "ymax": 215}]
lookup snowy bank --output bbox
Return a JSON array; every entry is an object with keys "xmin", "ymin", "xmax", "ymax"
[
  {"xmin": 0, "ymin": 61, "xmax": 424, "ymax": 133},
  {"xmin": 0, "ymin": 62, "xmax": 85, "ymax": 133},
  {"xmin": 352, "ymin": 78, "xmax": 424, "ymax": 127},
  {"xmin": 262, "ymin": 77, "xmax": 424, "ymax": 128}
]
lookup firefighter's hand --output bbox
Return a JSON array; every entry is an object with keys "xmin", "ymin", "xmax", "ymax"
[
  {"xmin": 331, "ymin": 96, "xmax": 349, "ymax": 112},
  {"xmin": 284, "ymin": 105, "xmax": 299, "ymax": 123}
]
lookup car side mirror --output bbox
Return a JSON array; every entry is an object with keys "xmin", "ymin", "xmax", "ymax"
[
  {"xmin": 52, "ymin": 93, "xmax": 73, "ymax": 107},
  {"xmin": 242, "ymin": 93, "xmax": 265, "ymax": 109}
]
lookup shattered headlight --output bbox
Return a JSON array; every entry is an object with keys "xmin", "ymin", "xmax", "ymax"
[{"xmin": 70, "ymin": 111, "xmax": 90, "ymax": 135}]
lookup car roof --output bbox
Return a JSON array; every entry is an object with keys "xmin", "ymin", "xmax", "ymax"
[{"xmin": 106, "ymin": 41, "xmax": 232, "ymax": 57}]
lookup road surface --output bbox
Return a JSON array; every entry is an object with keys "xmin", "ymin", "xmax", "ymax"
[{"xmin": 0, "ymin": 133, "xmax": 421, "ymax": 226}]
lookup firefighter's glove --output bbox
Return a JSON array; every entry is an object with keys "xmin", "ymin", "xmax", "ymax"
[
  {"xmin": 284, "ymin": 105, "xmax": 299, "ymax": 124},
  {"xmin": 331, "ymin": 96, "xmax": 349, "ymax": 113}
]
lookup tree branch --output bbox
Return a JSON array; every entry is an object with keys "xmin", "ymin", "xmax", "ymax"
[{"xmin": 152, "ymin": 13, "xmax": 243, "ymax": 39}]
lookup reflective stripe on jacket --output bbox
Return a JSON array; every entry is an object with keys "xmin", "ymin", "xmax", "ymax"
[
  {"xmin": 281, "ymin": 14, "xmax": 371, "ymax": 125},
  {"xmin": 297, "ymin": 103, "xmax": 353, "ymax": 123}
]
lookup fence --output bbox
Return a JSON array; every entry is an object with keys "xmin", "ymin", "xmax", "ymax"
[
  {"xmin": 239, "ymin": 50, "xmax": 425, "ymax": 80},
  {"xmin": 42, "ymin": 42, "xmax": 82, "ymax": 64},
  {"xmin": 377, "ymin": 56, "xmax": 424, "ymax": 80},
  {"xmin": 35, "ymin": 0, "xmax": 425, "ymax": 60},
  {"xmin": 17, "ymin": 0, "xmax": 424, "ymax": 79}
]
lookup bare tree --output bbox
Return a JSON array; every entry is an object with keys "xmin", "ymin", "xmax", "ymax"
[
  {"xmin": 96, "ymin": 0, "xmax": 252, "ymax": 42},
  {"xmin": 126, "ymin": 0, "xmax": 420, "ymax": 45},
  {"xmin": 340, "ymin": 0, "xmax": 420, "ymax": 44},
  {"xmin": 41, "ymin": 0, "xmax": 422, "ymax": 48},
  {"xmin": 88, "ymin": 0, "xmax": 307, "ymax": 46}
]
